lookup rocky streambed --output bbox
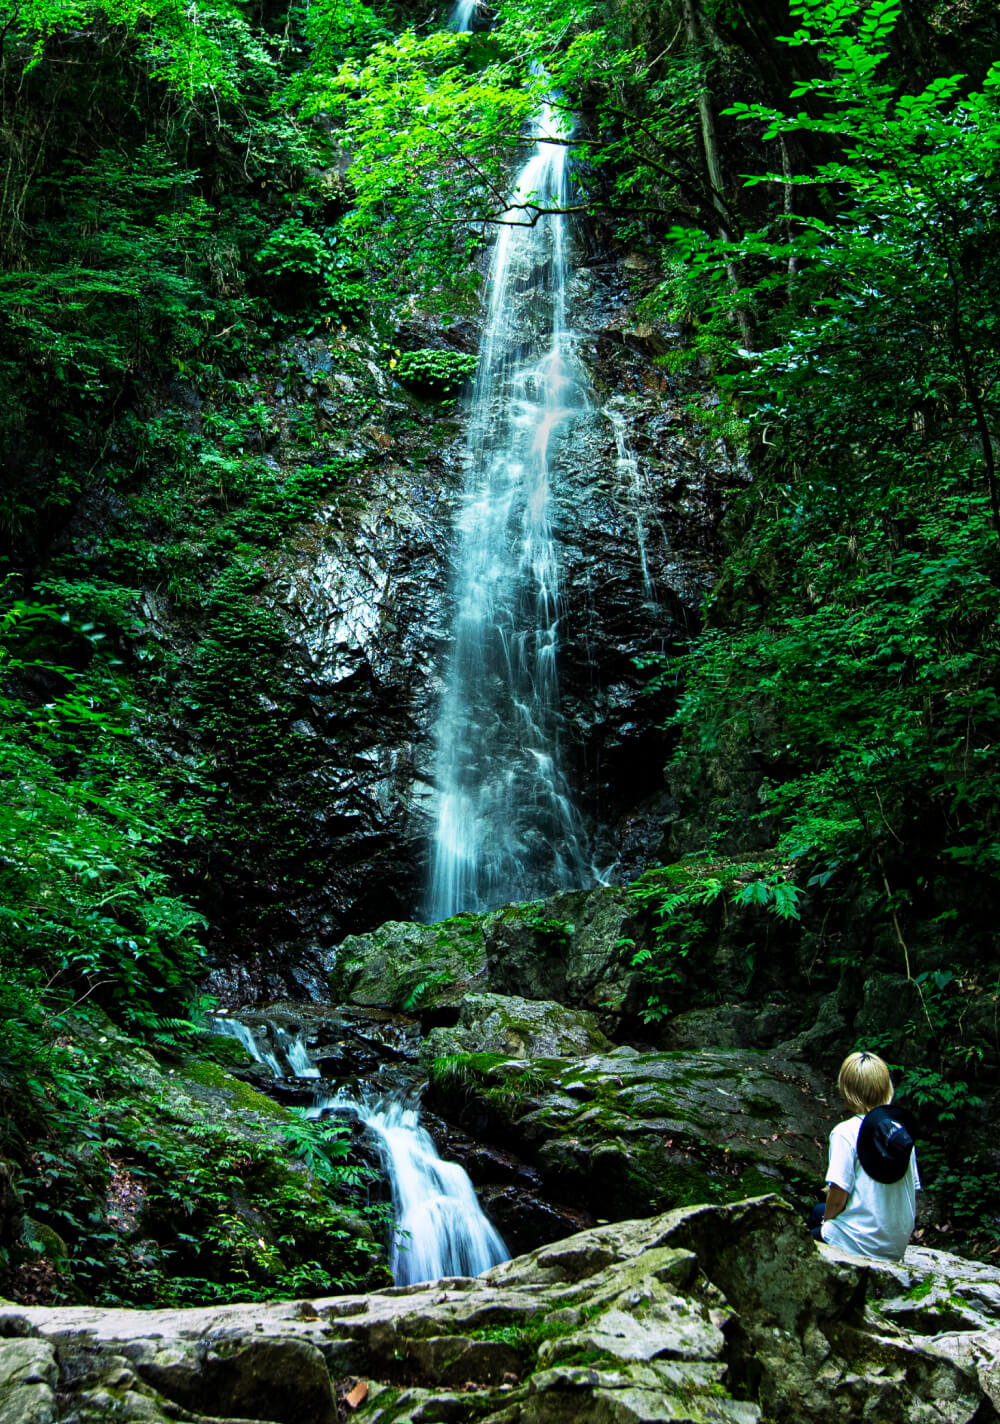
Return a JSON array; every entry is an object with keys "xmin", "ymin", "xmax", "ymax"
[{"xmin": 5, "ymin": 1195, "xmax": 999, "ymax": 1424}]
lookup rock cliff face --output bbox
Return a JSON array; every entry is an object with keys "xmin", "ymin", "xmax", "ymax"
[
  {"xmin": 185, "ymin": 245, "xmax": 737, "ymax": 997},
  {"xmin": 4, "ymin": 1196, "xmax": 998, "ymax": 1424}
]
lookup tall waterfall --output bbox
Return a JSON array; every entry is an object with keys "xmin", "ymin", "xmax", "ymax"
[{"xmin": 427, "ymin": 91, "xmax": 593, "ymax": 921}]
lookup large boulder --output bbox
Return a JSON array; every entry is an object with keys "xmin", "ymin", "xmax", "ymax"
[
  {"xmin": 329, "ymin": 915, "xmax": 489, "ymax": 1009},
  {"xmin": 422, "ymin": 993, "xmax": 611, "ymax": 1062},
  {"xmin": 822, "ymin": 1238, "xmax": 1000, "ymax": 1413},
  {"xmin": 329, "ymin": 884, "xmax": 643, "ymax": 1022},
  {"xmin": 427, "ymin": 1045, "xmax": 837, "ymax": 1218},
  {"xmin": 2, "ymin": 1195, "xmax": 996, "ymax": 1423}
]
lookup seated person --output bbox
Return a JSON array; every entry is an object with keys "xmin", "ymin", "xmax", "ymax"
[{"xmin": 810, "ymin": 1050, "xmax": 919, "ymax": 1261}]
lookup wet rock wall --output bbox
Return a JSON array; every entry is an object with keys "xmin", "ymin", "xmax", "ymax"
[{"xmin": 87, "ymin": 235, "xmax": 737, "ymax": 1001}]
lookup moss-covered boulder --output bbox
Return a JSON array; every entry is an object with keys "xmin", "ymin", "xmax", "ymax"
[
  {"xmin": 428, "ymin": 1045, "xmax": 835, "ymax": 1219},
  {"xmin": 328, "ymin": 884, "xmax": 641, "ymax": 1020},
  {"xmin": 482, "ymin": 887, "xmax": 642, "ymax": 1015},
  {"xmin": 422, "ymin": 993, "xmax": 611, "ymax": 1063},
  {"xmin": 5, "ymin": 1196, "xmax": 995, "ymax": 1424},
  {"xmin": 329, "ymin": 914, "xmax": 488, "ymax": 1010}
]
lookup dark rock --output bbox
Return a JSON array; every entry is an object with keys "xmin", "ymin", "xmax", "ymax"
[
  {"xmin": 123, "ymin": 264, "xmax": 736, "ymax": 996},
  {"xmin": 662, "ymin": 1006, "xmax": 756, "ymax": 1051},
  {"xmin": 427, "ymin": 1045, "xmax": 837, "ymax": 1220},
  {"xmin": 854, "ymin": 975, "xmax": 928, "ymax": 1064},
  {"xmin": 141, "ymin": 1337, "xmax": 336, "ymax": 1424}
]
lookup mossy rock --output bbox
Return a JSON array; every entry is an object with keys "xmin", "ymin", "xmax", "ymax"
[
  {"xmin": 327, "ymin": 884, "xmax": 643, "ymax": 1020},
  {"xmin": 428, "ymin": 1044, "xmax": 834, "ymax": 1221},
  {"xmin": 422, "ymin": 993, "xmax": 611, "ymax": 1064},
  {"xmin": 20, "ymin": 1217, "xmax": 69, "ymax": 1264},
  {"xmin": 181, "ymin": 1058, "xmax": 292, "ymax": 1120},
  {"xmin": 329, "ymin": 918, "xmax": 488, "ymax": 1009}
]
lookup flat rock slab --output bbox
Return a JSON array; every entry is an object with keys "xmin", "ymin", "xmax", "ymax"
[{"xmin": 3, "ymin": 1196, "xmax": 997, "ymax": 1424}]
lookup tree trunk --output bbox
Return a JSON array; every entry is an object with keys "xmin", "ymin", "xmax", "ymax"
[{"xmin": 682, "ymin": 0, "xmax": 754, "ymax": 349}]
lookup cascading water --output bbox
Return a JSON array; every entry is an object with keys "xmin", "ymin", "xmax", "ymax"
[
  {"xmin": 606, "ymin": 402, "xmax": 657, "ymax": 601},
  {"xmin": 210, "ymin": 1018, "xmax": 508, "ymax": 1285},
  {"xmin": 275, "ymin": 1025, "xmax": 320, "ymax": 1079},
  {"xmin": 311, "ymin": 1092, "xmax": 508, "ymax": 1285},
  {"xmin": 427, "ymin": 88, "xmax": 595, "ymax": 921},
  {"xmin": 211, "ymin": 1016, "xmax": 283, "ymax": 1077},
  {"xmin": 448, "ymin": 0, "xmax": 478, "ymax": 30}
]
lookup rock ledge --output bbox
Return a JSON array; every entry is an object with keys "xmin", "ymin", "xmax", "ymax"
[{"xmin": 3, "ymin": 1195, "xmax": 998, "ymax": 1423}]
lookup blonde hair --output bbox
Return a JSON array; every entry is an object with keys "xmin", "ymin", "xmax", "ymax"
[{"xmin": 838, "ymin": 1051, "xmax": 894, "ymax": 1115}]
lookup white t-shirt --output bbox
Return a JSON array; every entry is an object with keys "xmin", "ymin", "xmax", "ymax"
[{"xmin": 820, "ymin": 1114, "xmax": 920, "ymax": 1261}]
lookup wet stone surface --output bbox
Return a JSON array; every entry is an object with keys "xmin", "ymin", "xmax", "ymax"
[
  {"xmin": 195, "ymin": 238, "xmax": 741, "ymax": 997},
  {"xmin": 210, "ymin": 1003, "xmax": 581, "ymax": 1260}
]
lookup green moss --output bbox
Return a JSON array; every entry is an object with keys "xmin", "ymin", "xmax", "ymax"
[
  {"xmin": 902, "ymin": 1275, "xmax": 936, "ymax": 1302},
  {"xmin": 468, "ymin": 1310, "xmax": 596, "ymax": 1370},
  {"xmin": 22, "ymin": 1217, "xmax": 70, "ymax": 1263},
  {"xmin": 187, "ymin": 1032, "xmax": 255, "ymax": 1070},
  {"xmin": 181, "ymin": 1059, "xmax": 292, "ymax": 1120},
  {"xmin": 733, "ymin": 1166, "xmax": 779, "ymax": 1199},
  {"xmin": 549, "ymin": 1347, "xmax": 619, "ymax": 1369}
]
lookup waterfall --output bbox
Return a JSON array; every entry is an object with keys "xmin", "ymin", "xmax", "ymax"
[
  {"xmin": 210, "ymin": 1018, "xmax": 508, "ymax": 1284},
  {"xmin": 313, "ymin": 1093, "xmax": 509, "ymax": 1285},
  {"xmin": 211, "ymin": 1016, "xmax": 284, "ymax": 1077},
  {"xmin": 275, "ymin": 1025, "xmax": 320, "ymax": 1079},
  {"xmin": 606, "ymin": 403, "xmax": 656, "ymax": 600},
  {"xmin": 427, "ymin": 89, "xmax": 594, "ymax": 921},
  {"xmin": 448, "ymin": 0, "xmax": 478, "ymax": 30}
]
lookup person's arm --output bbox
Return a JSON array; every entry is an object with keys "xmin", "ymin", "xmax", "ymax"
[
  {"xmin": 824, "ymin": 1184, "xmax": 849, "ymax": 1221},
  {"xmin": 822, "ymin": 1121, "xmax": 858, "ymax": 1226}
]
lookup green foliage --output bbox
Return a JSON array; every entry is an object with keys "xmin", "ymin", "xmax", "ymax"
[
  {"xmin": 651, "ymin": 0, "xmax": 1000, "ymax": 991},
  {"xmin": 298, "ymin": 27, "xmax": 538, "ymax": 298},
  {"xmin": 628, "ymin": 858, "xmax": 798, "ymax": 1018},
  {"xmin": 402, "ymin": 972, "xmax": 454, "ymax": 1009},
  {"xmin": 394, "ymin": 347, "xmax": 478, "ymax": 396},
  {"xmin": 517, "ymin": 907, "xmax": 574, "ymax": 948},
  {"xmin": 898, "ymin": 1068, "xmax": 979, "ymax": 1126},
  {"xmin": 1, "ymin": 1007, "xmax": 386, "ymax": 1306},
  {"xmin": 0, "ymin": 0, "xmax": 320, "ymax": 563},
  {"xmin": 0, "ymin": 602, "xmax": 208, "ymax": 1033},
  {"xmin": 257, "ymin": 218, "xmax": 368, "ymax": 327}
]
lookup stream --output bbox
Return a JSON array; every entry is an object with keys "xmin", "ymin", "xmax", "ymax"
[{"xmin": 211, "ymin": 1014, "xmax": 510, "ymax": 1285}]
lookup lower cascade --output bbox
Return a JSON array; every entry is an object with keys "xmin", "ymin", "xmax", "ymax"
[
  {"xmin": 211, "ymin": 1017, "xmax": 508, "ymax": 1285},
  {"xmin": 313, "ymin": 1093, "xmax": 509, "ymax": 1285}
]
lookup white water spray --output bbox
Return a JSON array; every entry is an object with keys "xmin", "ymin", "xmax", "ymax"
[
  {"xmin": 211, "ymin": 1016, "xmax": 284, "ymax": 1077},
  {"xmin": 448, "ymin": 0, "xmax": 479, "ymax": 29},
  {"xmin": 209, "ymin": 1019, "xmax": 508, "ymax": 1284},
  {"xmin": 606, "ymin": 403, "xmax": 656, "ymax": 599},
  {"xmin": 427, "ymin": 89, "xmax": 594, "ymax": 920},
  {"xmin": 275, "ymin": 1026, "xmax": 320, "ymax": 1079},
  {"xmin": 313, "ymin": 1092, "xmax": 508, "ymax": 1284}
]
